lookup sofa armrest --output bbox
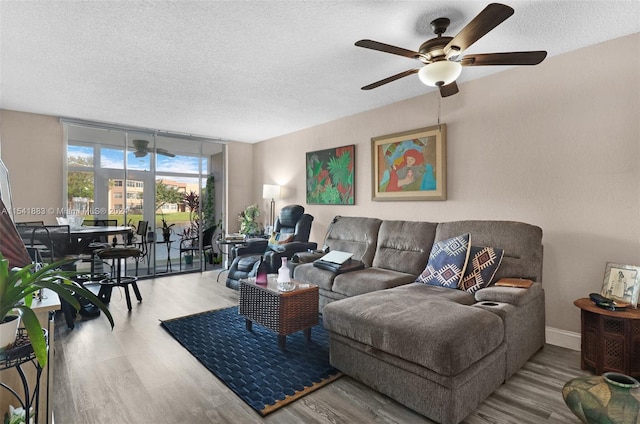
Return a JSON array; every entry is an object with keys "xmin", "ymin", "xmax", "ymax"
[
  {"xmin": 270, "ymin": 241, "xmax": 318, "ymax": 254},
  {"xmin": 474, "ymin": 282, "xmax": 543, "ymax": 306},
  {"xmin": 233, "ymin": 239, "xmax": 268, "ymax": 257},
  {"xmin": 291, "ymin": 251, "xmax": 324, "ymax": 264},
  {"xmin": 264, "ymin": 242, "xmax": 318, "ymax": 271}
]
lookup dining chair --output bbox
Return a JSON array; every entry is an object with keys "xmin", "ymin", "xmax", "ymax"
[
  {"xmin": 131, "ymin": 220, "xmax": 149, "ymax": 265},
  {"xmin": 32, "ymin": 224, "xmax": 76, "ymax": 263},
  {"xmin": 83, "ymin": 219, "xmax": 118, "ymax": 245},
  {"xmin": 16, "ymin": 222, "xmax": 48, "ymax": 263},
  {"xmin": 179, "ymin": 226, "xmax": 216, "ymax": 271}
]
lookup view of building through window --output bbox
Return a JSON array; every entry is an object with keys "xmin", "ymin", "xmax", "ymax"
[{"xmin": 65, "ymin": 130, "xmax": 220, "ymax": 276}]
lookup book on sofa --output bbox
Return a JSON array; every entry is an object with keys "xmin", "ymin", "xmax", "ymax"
[
  {"xmin": 495, "ymin": 278, "xmax": 534, "ymax": 288},
  {"xmin": 318, "ymin": 250, "xmax": 353, "ymax": 264},
  {"xmin": 313, "ymin": 250, "xmax": 364, "ymax": 274}
]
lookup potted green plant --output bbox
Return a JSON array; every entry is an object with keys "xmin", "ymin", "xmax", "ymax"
[
  {"xmin": 4, "ymin": 404, "xmax": 33, "ymax": 424},
  {"xmin": 0, "ymin": 252, "xmax": 114, "ymax": 367},
  {"xmin": 238, "ymin": 204, "xmax": 260, "ymax": 236},
  {"xmin": 202, "ymin": 174, "xmax": 216, "ymax": 231},
  {"xmin": 180, "ymin": 191, "xmax": 200, "ymax": 265},
  {"xmin": 161, "ymin": 215, "xmax": 174, "ymax": 243}
]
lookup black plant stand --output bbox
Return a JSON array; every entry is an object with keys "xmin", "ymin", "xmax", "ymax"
[{"xmin": 0, "ymin": 328, "xmax": 47, "ymax": 423}]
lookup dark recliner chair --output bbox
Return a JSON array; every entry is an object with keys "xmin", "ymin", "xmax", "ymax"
[{"xmin": 225, "ymin": 204, "xmax": 317, "ymax": 290}]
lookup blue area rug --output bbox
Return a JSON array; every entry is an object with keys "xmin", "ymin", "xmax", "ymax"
[{"xmin": 160, "ymin": 307, "xmax": 341, "ymax": 416}]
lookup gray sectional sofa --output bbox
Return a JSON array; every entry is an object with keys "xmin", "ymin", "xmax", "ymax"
[{"xmin": 292, "ymin": 216, "xmax": 544, "ymax": 424}]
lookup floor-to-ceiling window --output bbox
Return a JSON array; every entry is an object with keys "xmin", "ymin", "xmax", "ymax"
[{"xmin": 63, "ymin": 121, "xmax": 224, "ymax": 277}]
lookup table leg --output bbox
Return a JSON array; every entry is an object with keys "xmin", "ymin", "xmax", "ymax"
[
  {"xmin": 245, "ymin": 319, "xmax": 252, "ymax": 331},
  {"xmin": 278, "ymin": 335, "xmax": 286, "ymax": 351},
  {"xmin": 304, "ymin": 328, "xmax": 312, "ymax": 342},
  {"xmin": 166, "ymin": 243, "xmax": 172, "ymax": 272}
]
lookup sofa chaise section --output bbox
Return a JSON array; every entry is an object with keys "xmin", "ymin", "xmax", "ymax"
[
  {"xmin": 323, "ymin": 284, "xmax": 506, "ymax": 424},
  {"xmin": 312, "ymin": 218, "xmax": 544, "ymax": 424}
]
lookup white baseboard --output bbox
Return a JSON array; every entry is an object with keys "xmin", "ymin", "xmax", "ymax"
[{"xmin": 546, "ymin": 326, "xmax": 581, "ymax": 351}]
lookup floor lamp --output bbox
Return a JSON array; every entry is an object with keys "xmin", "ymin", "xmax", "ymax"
[{"xmin": 262, "ymin": 184, "xmax": 281, "ymax": 234}]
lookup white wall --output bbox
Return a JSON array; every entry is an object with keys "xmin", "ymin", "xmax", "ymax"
[{"xmin": 250, "ymin": 33, "xmax": 640, "ymax": 338}]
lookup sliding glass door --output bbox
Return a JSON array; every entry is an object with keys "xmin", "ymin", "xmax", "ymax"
[{"xmin": 64, "ymin": 123, "xmax": 224, "ymax": 277}]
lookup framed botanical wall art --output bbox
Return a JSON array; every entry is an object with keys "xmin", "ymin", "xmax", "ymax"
[
  {"xmin": 306, "ymin": 144, "xmax": 355, "ymax": 205},
  {"xmin": 600, "ymin": 262, "xmax": 640, "ymax": 307},
  {"xmin": 371, "ymin": 124, "xmax": 446, "ymax": 201}
]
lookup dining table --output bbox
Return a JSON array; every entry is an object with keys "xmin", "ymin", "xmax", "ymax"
[{"xmin": 69, "ymin": 225, "xmax": 133, "ymax": 252}]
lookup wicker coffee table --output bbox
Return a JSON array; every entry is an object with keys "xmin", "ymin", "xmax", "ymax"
[{"xmin": 239, "ymin": 277, "xmax": 319, "ymax": 350}]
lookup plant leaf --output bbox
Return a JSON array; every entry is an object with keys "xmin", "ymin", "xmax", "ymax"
[{"xmin": 17, "ymin": 305, "xmax": 48, "ymax": 367}]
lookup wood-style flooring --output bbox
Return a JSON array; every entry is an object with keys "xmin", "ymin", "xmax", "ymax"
[{"xmin": 53, "ymin": 272, "xmax": 587, "ymax": 424}]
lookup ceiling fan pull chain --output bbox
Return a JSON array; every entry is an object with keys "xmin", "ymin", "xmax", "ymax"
[{"xmin": 437, "ymin": 95, "xmax": 441, "ymax": 125}]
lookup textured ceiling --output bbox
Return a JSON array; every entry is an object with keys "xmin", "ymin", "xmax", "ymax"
[{"xmin": 1, "ymin": 1, "xmax": 639, "ymax": 143}]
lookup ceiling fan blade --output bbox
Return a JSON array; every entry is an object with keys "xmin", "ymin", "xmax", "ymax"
[
  {"xmin": 439, "ymin": 81, "xmax": 459, "ymax": 97},
  {"xmin": 355, "ymin": 39, "xmax": 422, "ymax": 60},
  {"xmin": 444, "ymin": 3, "xmax": 514, "ymax": 55},
  {"xmin": 460, "ymin": 51, "xmax": 547, "ymax": 66},
  {"xmin": 156, "ymin": 149, "xmax": 175, "ymax": 158},
  {"xmin": 361, "ymin": 69, "xmax": 419, "ymax": 90}
]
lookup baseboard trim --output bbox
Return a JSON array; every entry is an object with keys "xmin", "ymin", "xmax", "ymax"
[{"xmin": 546, "ymin": 326, "xmax": 581, "ymax": 351}]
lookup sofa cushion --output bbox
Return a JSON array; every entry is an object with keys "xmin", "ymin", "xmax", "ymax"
[
  {"xmin": 372, "ymin": 220, "xmax": 437, "ymax": 275},
  {"xmin": 237, "ymin": 254, "xmax": 262, "ymax": 272},
  {"xmin": 459, "ymin": 245, "xmax": 504, "ymax": 294},
  {"xmin": 268, "ymin": 232, "xmax": 295, "ymax": 250},
  {"xmin": 416, "ymin": 233, "xmax": 470, "ymax": 288},
  {"xmin": 323, "ymin": 284, "xmax": 502, "ymax": 376},
  {"xmin": 435, "ymin": 221, "xmax": 543, "ymax": 283},
  {"xmin": 325, "ymin": 216, "xmax": 382, "ymax": 267},
  {"xmin": 277, "ymin": 204, "xmax": 305, "ymax": 227},
  {"xmin": 292, "ymin": 262, "xmax": 337, "ymax": 291},
  {"xmin": 332, "ymin": 268, "xmax": 416, "ymax": 297}
]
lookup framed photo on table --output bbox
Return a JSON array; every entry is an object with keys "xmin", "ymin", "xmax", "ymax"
[{"xmin": 600, "ymin": 262, "xmax": 640, "ymax": 308}]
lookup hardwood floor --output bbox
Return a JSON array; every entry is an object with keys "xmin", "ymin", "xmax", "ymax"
[{"xmin": 54, "ymin": 272, "xmax": 587, "ymax": 424}]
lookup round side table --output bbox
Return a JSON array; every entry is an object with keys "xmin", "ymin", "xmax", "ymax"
[{"xmin": 574, "ymin": 298, "xmax": 640, "ymax": 378}]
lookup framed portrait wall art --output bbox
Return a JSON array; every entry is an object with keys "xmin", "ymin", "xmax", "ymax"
[{"xmin": 371, "ymin": 124, "xmax": 446, "ymax": 201}]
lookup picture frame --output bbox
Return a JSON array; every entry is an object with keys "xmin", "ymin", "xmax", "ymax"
[
  {"xmin": 371, "ymin": 124, "xmax": 446, "ymax": 201},
  {"xmin": 600, "ymin": 262, "xmax": 640, "ymax": 308},
  {"xmin": 306, "ymin": 144, "xmax": 355, "ymax": 205}
]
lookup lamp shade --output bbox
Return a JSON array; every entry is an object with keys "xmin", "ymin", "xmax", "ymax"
[
  {"xmin": 262, "ymin": 184, "xmax": 281, "ymax": 200},
  {"xmin": 418, "ymin": 61, "xmax": 462, "ymax": 87}
]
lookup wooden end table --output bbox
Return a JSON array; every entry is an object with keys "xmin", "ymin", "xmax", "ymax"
[
  {"xmin": 239, "ymin": 278, "xmax": 319, "ymax": 350},
  {"xmin": 574, "ymin": 298, "xmax": 640, "ymax": 378}
]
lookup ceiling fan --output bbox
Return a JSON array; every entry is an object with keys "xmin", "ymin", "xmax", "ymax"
[
  {"xmin": 356, "ymin": 3, "xmax": 547, "ymax": 97},
  {"xmin": 132, "ymin": 139, "xmax": 175, "ymax": 158}
]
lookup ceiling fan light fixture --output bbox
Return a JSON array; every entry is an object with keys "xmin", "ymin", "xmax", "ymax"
[{"xmin": 418, "ymin": 61, "xmax": 462, "ymax": 87}]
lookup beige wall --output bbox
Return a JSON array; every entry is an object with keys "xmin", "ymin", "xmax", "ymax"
[
  {"xmin": 251, "ymin": 33, "xmax": 640, "ymax": 337},
  {"xmin": 225, "ymin": 141, "xmax": 255, "ymax": 234},
  {"xmin": 0, "ymin": 110, "xmax": 64, "ymax": 224}
]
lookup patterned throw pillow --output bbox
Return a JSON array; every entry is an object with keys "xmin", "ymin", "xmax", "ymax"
[
  {"xmin": 416, "ymin": 233, "xmax": 471, "ymax": 288},
  {"xmin": 459, "ymin": 246, "xmax": 504, "ymax": 294},
  {"xmin": 268, "ymin": 232, "xmax": 295, "ymax": 251}
]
